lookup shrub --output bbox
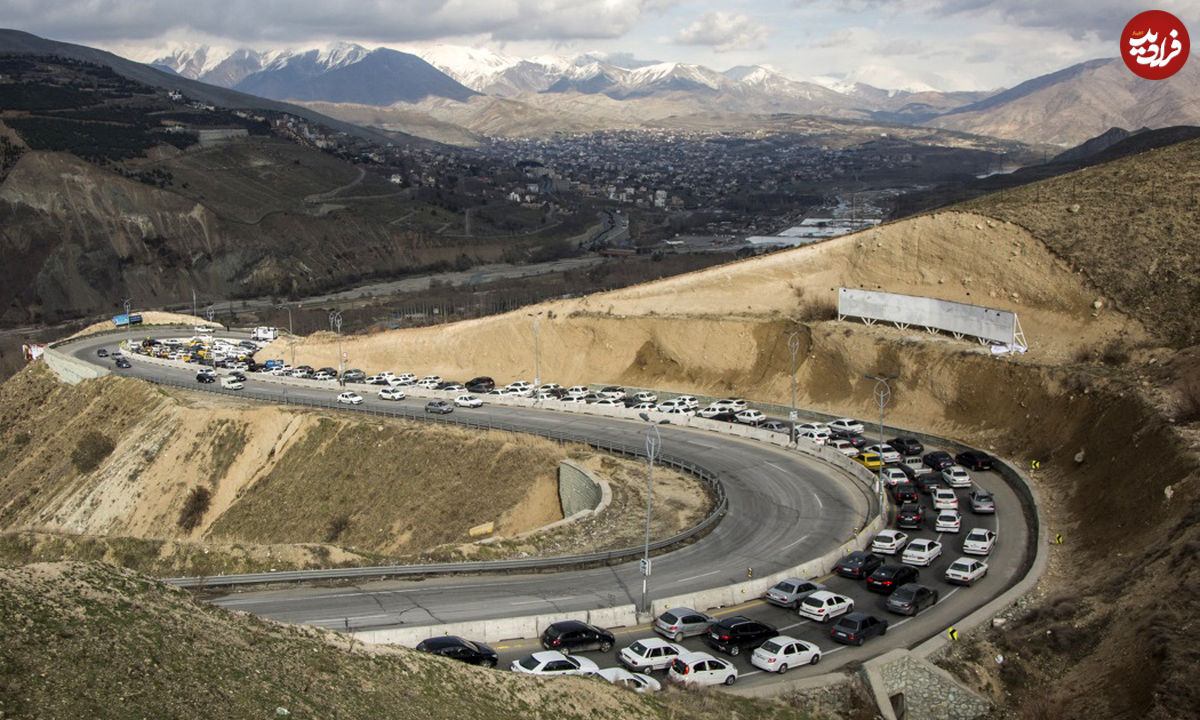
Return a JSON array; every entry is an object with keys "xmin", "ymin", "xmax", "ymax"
[
  {"xmin": 178, "ymin": 486, "xmax": 212, "ymax": 531},
  {"xmin": 70, "ymin": 431, "xmax": 116, "ymax": 473},
  {"xmin": 325, "ymin": 515, "xmax": 351, "ymax": 543}
]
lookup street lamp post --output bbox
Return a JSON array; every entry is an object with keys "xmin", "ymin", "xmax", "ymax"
[
  {"xmin": 205, "ymin": 307, "xmax": 216, "ymax": 372},
  {"xmin": 527, "ymin": 311, "xmax": 542, "ymax": 388},
  {"xmin": 865, "ymin": 373, "xmax": 898, "ymax": 501},
  {"xmin": 329, "ymin": 310, "xmax": 344, "ymax": 386},
  {"xmin": 640, "ymin": 420, "xmax": 661, "ymax": 615},
  {"xmin": 122, "ymin": 297, "xmax": 133, "ymax": 351},
  {"xmin": 787, "ymin": 329, "xmax": 803, "ymax": 442},
  {"xmin": 277, "ymin": 303, "xmax": 295, "ymax": 367}
]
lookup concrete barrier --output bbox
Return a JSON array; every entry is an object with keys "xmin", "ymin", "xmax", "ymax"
[
  {"xmin": 355, "ymin": 604, "xmax": 639, "ymax": 648},
  {"xmin": 43, "ymin": 347, "xmax": 110, "ymax": 385}
]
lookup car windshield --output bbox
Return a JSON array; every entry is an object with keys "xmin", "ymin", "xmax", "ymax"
[
  {"xmin": 518, "ymin": 657, "xmax": 540, "ymax": 670},
  {"xmin": 760, "ymin": 640, "xmax": 783, "ymax": 654},
  {"xmin": 629, "ymin": 641, "xmax": 648, "ymax": 655},
  {"xmin": 893, "ymin": 588, "xmax": 916, "ymax": 601},
  {"xmin": 950, "ymin": 562, "xmax": 971, "ymax": 572},
  {"xmin": 774, "ymin": 582, "xmax": 796, "ymax": 593},
  {"xmin": 801, "ymin": 597, "xmax": 821, "ymax": 609},
  {"xmin": 659, "ymin": 612, "xmax": 680, "ymax": 625}
]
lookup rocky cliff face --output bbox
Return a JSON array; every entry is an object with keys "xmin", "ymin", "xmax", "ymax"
[{"xmin": 0, "ymin": 149, "xmax": 438, "ymax": 323}]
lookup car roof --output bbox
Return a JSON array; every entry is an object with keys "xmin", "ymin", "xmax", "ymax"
[
  {"xmin": 632, "ymin": 637, "xmax": 676, "ymax": 648},
  {"xmin": 530, "ymin": 650, "xmax": 567, "ymax": 662},
  {"xmin": 420, "ymin": 635, "xmax": 466, "ymax": 649},
  {"xmin": 548, "ymin": 619, "xmax": 590, "ymax": 631},
  {"xmin": 674, "ymin": 650, "xmax": 719, "ymax": 664},
  {"xmin": 806, "ymin": 590, "xmax": 840, "ymax": 601},
  {"xmin": 763, "ymin": 634, "xmax": 802, "ymax": 646}
]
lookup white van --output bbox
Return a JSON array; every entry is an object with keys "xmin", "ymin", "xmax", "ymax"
[
  {"xmin": 220, "ymin": 376, "xmax": 244, "ymax": 390},
  {"xmin": 252, "ymin": 326, "xmax": 278, "ymax": 341}
]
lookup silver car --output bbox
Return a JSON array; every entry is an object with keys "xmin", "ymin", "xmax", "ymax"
[
  {"xmin": 653, "ymin": 607, "xmax": 716, "ymax": 642},
  {"xmin": 763, "ymin": 579, "xmax": 826, "ymax": 609}
]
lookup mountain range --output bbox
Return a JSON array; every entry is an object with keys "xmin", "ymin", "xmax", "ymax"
[{"xmin": 144, "ymin": 41, "xmax": 1200, "ymax": 146}]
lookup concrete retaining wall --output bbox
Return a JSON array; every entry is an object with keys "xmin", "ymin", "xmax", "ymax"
[
  {"xmin": 558, "ymin": 460, "xmax": 605, "ymax": 517},
  {"xmin": 354, "ymin": 603, "xmax": 639, "ymax": 647},
  {"xmin": 43, "ymin": 347, "xmax": 110, "ymax": 385}
]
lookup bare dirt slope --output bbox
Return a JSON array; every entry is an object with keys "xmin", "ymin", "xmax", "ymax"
[
  {"xmin": 276, "ymin": 139, "xmax": 1200, "ymax": 719},
  {"xmin": 0, "ymin": 561, "xmax": 811, "ymax": 720}
]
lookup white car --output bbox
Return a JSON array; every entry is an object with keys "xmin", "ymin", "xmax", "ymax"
[
  {"xmin": 933, "ymin": 488, "xmax": 959, "ymax": 510},
  {"xmin": 595, "ymin": 667, "xmax": 661, "ymax": 693},
  {"xmin": 709, "ymin": 398, "xmax": 747, "ymax": 412},
  {"xmin": 364, "ymin": 374, "xmax": 385, "ymax": 385},
  {"xmin": 385, "ymin": 376, "xmax": 409, "ymax": 387},
  {"xmin": 441, "ymin": 383, "xmax": 466, "ymax": 393},
  {"xmin": 962, "ymin": 528, "xmax": 997, "ymax": 555},
  {"xmin": 655, "ymin": 399, "xmax": 687, "ymax": 412},
  {"xmin": 560, "ymin": 396, "xmax": 587, "ymax": 404},
  {"xmin": 750, "ymin": 636, "xmax": 821, "ymax": 674},
  {"xmin": 537, "ymin": 383, "xmax": 563, "ymax": 394},
  {"xmin": 632, "ymin": 391, "xmax": 658, "ymax": 404},
  {"xmin": 630, "ymin": 402, "xmax": 656, "ymax": 411},
  {"xmin": 510, "ymin": 651, "xmax": 598, "ymax": 677},
  {"xmin": 697, "ymin": 405, "xmax": 727, "ymax": 419},
  {"xmin": 942, "ymin": 465, "xmax": 972, "ymax": 488},
  {"xmin": 617, "ymin": 638, "xmax": 683, "ymax": 673},
  {"xmin": 379, "ymin": 387, "xmax": 406, "ymax": 401},
  {"xmin": 593, "ymin": 398, "xmax": 623, "ymax": 407},
  {"xmin": 667, "ymin": 651, "xmax": 737, "ymax": 687},
  {"xmin": 454, "ymin": 394, "xmax": 483, "ymax": 408},
  {"xmin": 565, "ymin": 385, "xmax": 590, "ymax": 399},
  {"xmin": 378, "ymin": 371, "xmax": 395, "ymax": 380},
  {"xmin": 797, "ymin": 590, "xmax": 855, "ymax": 623},
  {"xmin": 945, "ymin": 557, "xmax": 989, "ymax": 585},
  {"xmin": 870, "ymin": 529, "xmax": 910, "ymax": 555},
  {"xmin": 506, "ymin": 380, "xmax": 534, "ymax": 396},
  {"xmin": 866, "ymin": 444, "xmax": 902, "ymax": 464},
  {"xmin": 828, "ymin": 418, "xmax": 864, "ymax": 435},
  {"xmin": 935, "ymin": 509, "xmax": 962, "ymax": 533},
  {"xmin": 797, "ymin": 422, "xmax": 829, "ymax": 434},
  {"xmin": 675, "ymin": 395, "xmax": 699, "ymax": 410},
  {"xmin": 416, "ymin": 376, "xmax": 442, "ymax": 389},
  {"xmin": 798, "ymin": 430, "xmax": 827, "ymax": 445},
  {"xmin": 598, "ymin": 387, "xmax": 626, "ymax": 400},
  {"xmin": 881, "ymin": 467, "xmax": 908, "ymax": 486},
  {"xmin": 901, "ymin": 539, "xmax": 943, "ymax": 567},
  {"xmin": 830, "ymin": 439, "xmax": 859, "ymax": 457},
  {"xmin": 336, "ymin": 391, "xmax": 363, "ymax": 405},
  {"xmin": 735, "ymin": 409, "xmax": 766, "ymax": 426},
  {"xmin": 395, "ymin": 373, "xmax": 417, "ymax": 385}
]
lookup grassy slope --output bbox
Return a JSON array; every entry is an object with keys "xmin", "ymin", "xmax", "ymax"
[
  {"xmin": 0, "ymin": 562, "xmax": 810, "ymax": 720},
  {"xmin": 960, "ymin": 137, "xmax": 1200, "ymax": 348}
]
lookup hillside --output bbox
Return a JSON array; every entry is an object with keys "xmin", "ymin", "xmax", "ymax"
[
  {"xmin": 271, "ymin": 137, "xmax": 1200, "ymax": 717},
  {"xmin": 0, "ymin": 561, "xmax": 809, "ymax": 720}
]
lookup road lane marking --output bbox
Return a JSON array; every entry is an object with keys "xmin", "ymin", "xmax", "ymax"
[
  {"xmin": 511, "ymin": 596, "xmax": 578, "ymax": 606},
  {"xmin": 679, "ymin": 570, "xmax": 720, "ymax": 583},
  {"xmin": 712, "ymin": 599, "xmax": 765, "ymax": 616},
  {"xmin": 779, "ymin": 619, "xmax": 810, "ymax": 632},
  {"xmin": 779, "ymin": 534, "xmax": 812, "ymax": 552}
]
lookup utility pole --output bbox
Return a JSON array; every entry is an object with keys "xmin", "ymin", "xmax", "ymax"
[
  {"xmin": 205, "ymin": 307, "xmax": 216, "ymax": 373},
  {"xmin": 329, "ymin": 310, "xmax": 344, "ymax": 386},
  {"xmin": 527, "ymin": 311, "xmax": 543, "ymax": 388},
  {"xmin": 122, "ymin": 297, "xmax": 133, "ymax": 350},
  {"xmin": 640, "ymin": 420, "xmax": 660, "ymax": 615},
  {"xmin": 277, "ymin": 303, "xmax": 295, "ymax": 367}
]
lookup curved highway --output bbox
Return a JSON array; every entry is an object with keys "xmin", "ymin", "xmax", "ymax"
[{"xmin": 63, "ymin": 329, "xmax": 1032, "ymax": 688}]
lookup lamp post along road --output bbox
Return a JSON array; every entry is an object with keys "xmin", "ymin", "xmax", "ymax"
[
  {"xmin": 329, "ymin": 310, "xmax": 344, "ymax": 386},
  {"xmin": 278, "ymin": 303, "xmax": 295, "ymax": 367},
  {"xmin": 528, "ymin": 311, "xmax": 542, "ymax": 389},
  {"xmin": 205, "ymin": 307, "xmax": 216, "ymax": 373},
  {"xmin": 866, "ymin": 373, "xmax": 897, "ymax": 501},
  {"xmin": 122, "ymin": 297, "xmax": 133, "ymax": 349},
  {"xmin": 640, "ymin": 420, "xmax": 660, "ymax": 615},
  {"xmin": 787, "ymin": 330, "xmax": 802, "ymax": 442}
]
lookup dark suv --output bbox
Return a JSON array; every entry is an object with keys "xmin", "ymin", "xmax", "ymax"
[
  {"xmin": 865, "ymin": 564, "xmax": 919, "ymax": 594},
  {"xmin": 923, "ymin": 451, "xmax": 954, "ymax": 470},
  {"xmin": 830, "ymin": 612, "xmax": 889, "ymax": 646},
  {"xmin": 833, "ymin": 551, "xmax": 884, "ymax": 580},
  {"xmin": 888, "ymin": 437, "xmax": 924, "ymax": 456},
  {"xmin": 892, "ymin": 484, "xmax": 919, "ymax": 505},
  {"xmin": 955, "ymin": 450, "xmax": 994, "ymax": 471},
  {"xmin": 897, "ymin": 503, "xmax": 924, "ymax": 529},
  {"xmin": 705, "ymin": 616, "xmax": 776, "ymax": 656},
  {"xmin": 541, "ymin": 620, "xmax": 614, "ymax": 653},
  {"xmin": 466, "ymin": 376, "xmax": 495, "ymax": 392}
]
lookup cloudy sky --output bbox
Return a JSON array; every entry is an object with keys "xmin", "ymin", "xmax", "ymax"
[{"xmin": 1, "ymin": 0, "xmax": 1194, "ymax": 90}]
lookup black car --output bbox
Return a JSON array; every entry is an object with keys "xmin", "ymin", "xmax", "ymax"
[
  {"xmin": 705, "ymin": 616, "xmax": 776, "ymax": 656},
  {"xmin": 955, "ymin": 450, "xmax": 994, "ymax": 471},
  {"xmin": 834, "ymin": 551, "xmax": 884, "ymax": 579},
  {"xmin": 229, "ymin": 372, "xmax": 247, "ymax": 382},
  {"xmin": 96, "ymin": 348, "xmax": 109, "ymax": 357},
  {"xmin": 885, "ymin": 583, "xmax": 940, "ymax": 616},
  {"xmin": 706, "ymin": 411, "xmax": 740, "ymax": 422},
  {"xmin": 923, "ymin": 451, "xmax": 954, "ymax": 470},
  {"xmin": 896, "ymin": 503, "xmax": 924, "ymax": 529},
  {"xmin": 830, "ymin": 612, "xmax": 889, "ymax": 646},
  {"xmin": 865, "ymin": 564, "xmax": 920, "ymax": 594},
  {"xmin": 114, "ymin": 357, "xmax": 132, "ymax": 369},
  {"xmin": 466, "ymin": 376, "xmax": 495, "ymax": 392},
  {"xmin": 415, "ymin": 636, "xmax": 498, "ymax": 667},
  {"xmin": 892, "ymin": 484, "xmax": 919, "ymax": 505},
  {"xmin": 196, "ymin": 372, "xmax": 216, "ymax": 384},
  {"xmin": 915, "ymin": 474, "xmax": 943, "ymax": 495},
  {"xmin": 541, "ymin": 620, "xmax": 614, "ymax": 653},
  {"xmin": 317, "ymin": 366, "xmax": 338, "ymax": 377},
  {"xmin": 888, "ymin": 437, "xmax": 925, "ymax": 456}
]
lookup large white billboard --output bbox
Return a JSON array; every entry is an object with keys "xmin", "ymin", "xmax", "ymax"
[{"xmin": 837, "ymin": 288, "xmax": 1020, "ymax": 346}]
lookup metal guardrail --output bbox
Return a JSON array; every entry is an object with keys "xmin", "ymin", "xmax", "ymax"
[{"xmin": 150, "ymin": 376, "xmax": 727, "ymax": 588}]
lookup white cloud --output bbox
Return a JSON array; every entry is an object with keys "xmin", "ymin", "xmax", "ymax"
[{"xmin": 674, "ymin": 11, "xmax": 771, "ymax": 52}]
